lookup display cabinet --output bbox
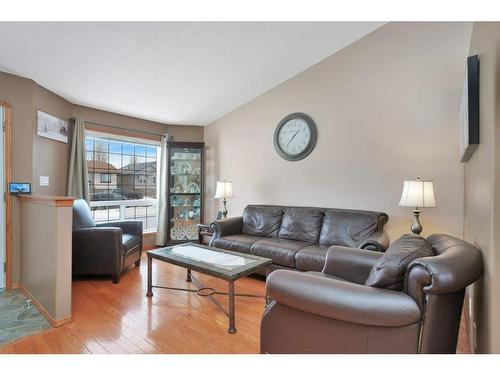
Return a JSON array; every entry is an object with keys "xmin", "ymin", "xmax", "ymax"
[{"xmin": 167, "ymin": 142, "xmax": 204, "ymax": 244}]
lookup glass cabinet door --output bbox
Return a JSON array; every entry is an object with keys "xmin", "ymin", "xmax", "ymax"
[{"xmin": 168, "ymin": 144, "xmax": 203, "ymax": 242}]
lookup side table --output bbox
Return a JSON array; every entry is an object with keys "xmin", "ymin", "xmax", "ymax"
[{"xmin": 197, "ymin": 223, "xmax": 214, "ymax": 245}]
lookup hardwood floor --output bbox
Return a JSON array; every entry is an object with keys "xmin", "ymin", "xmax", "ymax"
[
  {"xmin": 0, "ymin": 252, "xmax": 472, "ymax": 354},
  {"xmin": 0, "ymin": 253, "xmax": 265, "ymax": 354}
]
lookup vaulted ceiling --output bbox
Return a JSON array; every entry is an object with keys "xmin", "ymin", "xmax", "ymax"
[{"xmin": 0, "ymin": 22, "xmax": 384, "ymax": 125}]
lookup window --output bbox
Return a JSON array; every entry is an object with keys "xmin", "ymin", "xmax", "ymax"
[
  {"xmin": 100, "ymin": 173, "xmax": 111, "ymax": 183},
  {"xmin": 85, "ymin": 131, "xmax": 160, "ymax": 233}
]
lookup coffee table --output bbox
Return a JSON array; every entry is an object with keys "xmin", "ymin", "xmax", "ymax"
[{"xmin": 146, "ymin": 243, "xmax": 272, "ymax": 334}]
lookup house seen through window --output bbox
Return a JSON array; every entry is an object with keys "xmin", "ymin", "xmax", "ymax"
[{"xmin": 85, "ymin": 131, "xmax": 160, "ymax": 233}]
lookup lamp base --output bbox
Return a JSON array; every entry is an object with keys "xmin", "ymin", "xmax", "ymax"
[
  {"xmin": 410, "ymin": 209, "xmax": 422, "ymax": 235},
  {"xmin": 222, "ymin": 199, "xmax": 228, "ymax": 219}
]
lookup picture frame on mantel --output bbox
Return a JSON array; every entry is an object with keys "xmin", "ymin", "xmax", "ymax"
[
  {"xmin": 459, "ymin": 55, "xmax": 480, "ymax": 163},
  {"xmin": 36, "ymin": 110, "xmax": 69, "ymax": 143}
]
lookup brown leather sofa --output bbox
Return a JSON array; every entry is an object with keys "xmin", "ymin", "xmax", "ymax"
[
  {"xmin": 72, "ymin": 199, "xmax": 143, "ymax": 283},
  {"xmin": 210, "ymin": 205, "xmax": 389, "ymax": 272},
  {"xmin": 261, "ymin": 234, "xmax": 483, "ymax": 354}
]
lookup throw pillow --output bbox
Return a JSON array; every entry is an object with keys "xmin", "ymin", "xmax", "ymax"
[{"xmin": 365, "ymin": 234, "xmax": 434, "ymax": 290}]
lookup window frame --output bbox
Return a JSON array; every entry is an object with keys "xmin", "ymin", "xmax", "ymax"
[
  {"xmin": 100, "ymin": 173, "xmax": 112, "ymax": 183},
  {"xmin": 85, "ymin": 129, "xmax": 161, "ymax": 234}
]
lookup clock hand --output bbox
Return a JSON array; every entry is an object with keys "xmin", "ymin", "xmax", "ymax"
[{"xmin": 287, "ymin": 131, "xmax": 300, "ymax": 147}]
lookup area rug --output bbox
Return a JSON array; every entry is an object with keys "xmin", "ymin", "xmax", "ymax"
[{"xmin": 0, "ymin": 288, "xmax": 51, "ymax": 346}]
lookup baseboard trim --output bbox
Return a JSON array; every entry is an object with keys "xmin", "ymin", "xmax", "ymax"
[{"xmin": 18, "ymin": 284, "xmax": 72, "ymax": 328}]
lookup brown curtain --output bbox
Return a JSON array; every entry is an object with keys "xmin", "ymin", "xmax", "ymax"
[
  {"xmin": 155, "ymin": 134, "xmax": 168, "ymax": 246},
  {"xmin": 67, "ymin": 117, "xmax": 90, "ymax": 202}
]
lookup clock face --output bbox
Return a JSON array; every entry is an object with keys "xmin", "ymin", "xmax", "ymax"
[
  {"xmin": 277, "ymin": 118, "xmax": 311, "ymax": 156},
  {"xmin": 274, "ymin": 113, "xmax": 317, "ymax": 161}
]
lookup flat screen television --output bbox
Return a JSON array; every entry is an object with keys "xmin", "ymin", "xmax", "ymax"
[{"xmin": 459, "ymin": 54, "xmax": 480, "ymax": 162}]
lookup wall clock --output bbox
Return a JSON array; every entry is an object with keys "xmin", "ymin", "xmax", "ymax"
[{"xmin": 274, "ymin": 112, "xmax": 317, "ymax": 161}]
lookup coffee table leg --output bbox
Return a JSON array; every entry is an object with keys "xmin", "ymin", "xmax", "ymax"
[
  {"xmin": 228, "ymin": 280, "xmax": 236, "ymax": 334},
  {"xmin": 186, "ymin": 269, "xmax": 192, "ymax": 282},
  {"xmin": 146, "ymin": 255, "xmax": 153, "ymax": 297}
]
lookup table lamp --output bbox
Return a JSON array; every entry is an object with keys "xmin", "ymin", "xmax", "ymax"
[
  {"xmin": 215, "ymin": 180, "xmax": 233, "ymax": 219},
  {"xmin": 399, "ymin": 177, "xmax": 436, "ymax": 235}
]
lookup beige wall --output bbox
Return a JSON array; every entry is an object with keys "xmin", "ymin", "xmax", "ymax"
[
  {"xmin": 464, "ymin": 22, "xmax": 500, "ymax": 354},
  {"xmin": 0, "ymin": 72, "xmax": 35, "ymax": 284},
  {"xmin": 204, "ymin": 22, "xmax": 472, "ymax": 241},
  {"xmin": 19, "ymin": 199, "xmax": 73, "ymax": 321},
  {"xmin": 32, "ymin": 102, "xmax": 203, "ymax": 198},
  {"xmin": 1, "ymin": 71, "xmax": 204, "ymax": 284},
  {"xmin": 32, "ymin": 84, "xmax": 73, "ymax": 196},
  {"xmin": 73, "ymin": 104, "xmax": 204, "ymax": 143}
]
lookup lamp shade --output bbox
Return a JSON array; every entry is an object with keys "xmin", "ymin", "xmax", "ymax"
[
  {"xmin": 214, "ymin": 181, "xmax": 233, "ymax": 199},
  {"xmin": 399, "ymin": 179, "xmax": 436, "ymax": 208}
]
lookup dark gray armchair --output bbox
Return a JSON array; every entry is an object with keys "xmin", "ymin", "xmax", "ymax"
[{"xmin": 72, "ymin": 199, "xmax": 143, "ymax": 283}]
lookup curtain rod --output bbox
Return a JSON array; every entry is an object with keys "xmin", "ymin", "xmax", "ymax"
[{"xmin": 83, "ymin": 120, "xmax": 167, "ymax": 138}]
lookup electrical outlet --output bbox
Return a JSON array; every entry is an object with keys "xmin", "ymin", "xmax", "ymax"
[{"xmin": 39, "ymin": 176, "xmax": 49, "ymax": 186}]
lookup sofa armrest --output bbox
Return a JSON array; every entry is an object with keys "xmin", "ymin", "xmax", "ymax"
[
  {"xmin": 322, "ymin": 246, "xmax": 383, "ymax": 283},
  {"xmin": 358, "ymin": 230, "xmax": 390, "ymax": 252},
  {"xmin": 97, "ymin": 220, "xmax": 143, "ymax": 236},
  {"xmin": 267, "ymin": 270, "xmax": 420, "ymax": 327},
  {"xmin": 407, "ymin": 245, "xmax": 483, "ymax": 295},
  {"xmin": 209, "ymin": 217, "xmax": 243, "ymax": 239},
  {"xmin": 72, "ymin": 227, "xmax": 123, "ymax": 275}
]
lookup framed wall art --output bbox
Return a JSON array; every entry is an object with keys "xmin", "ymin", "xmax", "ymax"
[{"xmin": 37, "ymin": 110, "xmax": 69, "ymax": 143}]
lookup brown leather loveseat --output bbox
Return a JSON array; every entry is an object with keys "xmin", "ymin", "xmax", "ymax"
[
  {"xmin": 261, "ymin": 234, "xmax": 483, "ymax": 354},
  {"xmin": 210, "ymin": 205, "xmax": 389, "ymax": 272}
]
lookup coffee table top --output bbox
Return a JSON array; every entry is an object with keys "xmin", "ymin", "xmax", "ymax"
[{"xmin": 147, "ymin": 243, "xmax": 272, "ymax": 281}]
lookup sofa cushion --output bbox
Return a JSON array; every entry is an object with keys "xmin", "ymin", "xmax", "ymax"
[
  {"xmin": 122, "ymin": 234, "xmax": 141, "ymax": 257},
  {"xmin": 295, "ymin": 245, "xmax": 329, "ymax": 272},
  {"xmin": 211, "ymin": 234, "xmax": 260, "ymax": 254},
  {"xmin": 278, "ymin": 208, "xmax": 324, "ymax": 243},
  {"xmin": 242, "ymin": 206, "xmax": 284, "ymax": 238},
  {"xmin": 251, "ymin": 238, "xmax": 310, "ymax": 268},
  {"xmin": 319, "ymin": 209, "xmax": 388, "ymax": 247},
  {"xmin": 365, "ymin": 234, "xmax": 434, "ymax": 290}
]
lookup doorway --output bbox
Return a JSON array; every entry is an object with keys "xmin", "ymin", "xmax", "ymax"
[
  {"xmin": 0, "ymin": 105, "xmax": 5, "ymax": 289},
  {"xmin": 0, "ymin": 102, "xmax": 11, "ymax": 290}
]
